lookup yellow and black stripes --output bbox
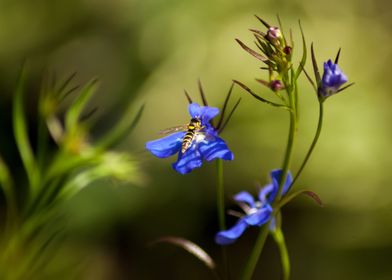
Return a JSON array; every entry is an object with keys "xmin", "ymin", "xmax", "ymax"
[{"xmin": 181, "ymin": 118, "xmax": 202, "ymax": 154}]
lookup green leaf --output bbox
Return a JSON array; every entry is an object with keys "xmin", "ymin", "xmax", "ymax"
[
  {"xmin": 235, "ymin": 39, "xmax": 268, "ymax": 62},
  {"xmin": 294, "ymin": 21, "xmax": 307, "ymax": 81},
  {"xmin": 97, "ymin": 103, "xmax": 145, "ymax": 149},
  {"xmin": 65, "ymin": 79, "xmax": 98, "ymax": 130},
  {"xmin": 233, "ymin": 80, "xmax": 290, "ymax": 110},
  {"xmin": 13, "ymin": 66, "xmax": 40, "ymax": 193},
  {"xmin": 311, "ymin": 43, "xmax": 321, "ymax": 85}
]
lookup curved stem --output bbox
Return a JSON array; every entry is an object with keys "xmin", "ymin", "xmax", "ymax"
[
  {"xmin": 272, "ymin": 228, "xmax": 290, "ymax": 280},
  {"xmin": 216, "ymin": 159, "xmax": 229, "ymax": 279},
  {"xmin": 277, "ymin": 109, "xmax": 297, "ymax": 200},
  {"xmin": 242, "ymin": 80, "xmax": 298, "ymax": 280},
  {"xmin": 290, "ymin": 101, "xmax": 324, "ymax": 188},
  {"xmin": 241, "ymin": 221, "xmax": 271, "ymax": 280}
]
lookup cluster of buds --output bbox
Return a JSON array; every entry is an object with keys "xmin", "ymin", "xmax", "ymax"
[{"xmin": 235, "ymin": 16, "xmax": 296, "ymax": 97}]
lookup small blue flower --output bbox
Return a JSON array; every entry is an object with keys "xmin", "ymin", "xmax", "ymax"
[
  {"xmin": 215, "ymin": 169, "xmax": 292, "ymax": 245},
  {"xmin": 146, "ymin": 103, "xmax": 234, "ymax": 174},
  {"xmin": 319, "ymin": 59, "xmax": 348, "ymax": 98}
]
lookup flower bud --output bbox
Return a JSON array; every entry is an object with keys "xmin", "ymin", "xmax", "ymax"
[
  {"xmin": 283, "ymin": 46, "xmax": 292, "ymax": 56},
  {"xmin": 319, "ymin": 60, "xmax": 348, "ymax": 99},
  {"xmin": 266, "ymin": 27, "xmax": 282, "ymax": 42},
  {"xmin": 270, "ymin": 80, "xmax": 284, "ymax": 91}
]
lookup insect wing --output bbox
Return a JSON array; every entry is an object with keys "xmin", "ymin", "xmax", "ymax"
[{"xmin": 159, "ymin": 125, "xmax": 188, "ymax": 135}]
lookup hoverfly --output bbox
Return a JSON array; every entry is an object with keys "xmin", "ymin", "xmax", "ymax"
[{"xmin": 159, "ymin": 117, "xmax": 205, "ymax": 154}]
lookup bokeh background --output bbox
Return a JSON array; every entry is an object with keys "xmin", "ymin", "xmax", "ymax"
[{"xmin": 0, "ymin": 0, "xmax": 391, "ymax": 279}]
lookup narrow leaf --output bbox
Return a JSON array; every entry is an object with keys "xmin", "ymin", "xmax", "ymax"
[
  {"xmin": 235, "ymin": 39, "xmax": 268, "ymax": 62},
  {"xmin": 334, "ymin": 48, "xmax": 341, "ymax": 64},
  {"xmin": 198, "ymin": 79, "xmax": 208, "ymax": 106},
  {"xmin": 295, "ymin": 21, "xmax": 307, "ymax": 80},
  {"xmin": 216, "ymin": 82, "xmax": 234, "ymax": 130},
  {"xmin": 13, "ymin": 66, "xmax": 40, "ymax": 191},
  {"xmin": 300, "ymin": 63, "xmax": 317, "ymax": 92},
  {"xmin": 233, "ymin": 80, "xmax": 288, "ymax": 109},
  {"xmin": 276, "ymin": 14, "xmax": 287, "ymax": 45},
  {"xmin": 255, "ymin": 15, "xmax": 270, "ymax": 28},
  {"xmin": 151, "ymin": 236, "xmax": 216, "ymax": 270},
  {"xmin": 184, "ymin": 89, "xmax": 193, "ymax": 104},
  {"xmin": 57, "ymin": 72, "xmax": 77, "ymax": 96},
  {"xmin": 277, "ymin": 189, "xmax": 324, "ymax": 210},
  {"xmin": 249, "ymin": 28, "xmax": 266, "ymax": 37},
  {"xmin": 311, "ymin": 43, "xmax": 321, "ymax": 84},
  {"xmin": 65, "ymin": 79, "xmax": 98, "ymax": 130},
  {"xmin": 97, "ymin": 104, "xmax": 145, "ymax": 149},
  {"xmin": 337, "ymin": 82, "xmax": 355, "ymax": 93},
  {"xmin": 218, "ymin": 97, "xmax": 241, "ymax": 133}
]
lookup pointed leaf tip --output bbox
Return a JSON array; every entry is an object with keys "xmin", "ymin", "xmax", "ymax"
[
  {"xmin": 302, "ymin": 190, "xmax": 324, "ymax": 207},
  {"xmin": 235, "ymin": 39, "xmax": 268, "ymax": 62},
  {"xmin": 334, "ymin": 48, "xmax": 341, "ymax": 64},
  {"xmin": 150, "ymin": 236, "xmax": 216, "ymax": 270}
]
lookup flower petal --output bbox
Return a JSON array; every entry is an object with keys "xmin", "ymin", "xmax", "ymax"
[
  {"xmin": 198, "ymin": 137, "xmax": 234, "ymax": 161},
  {"xmin": 215, "ymin": 219, "xmax": 249, "ymax": 245},
  {"xmin": 172, "ymin": 146, "xmax": 202, "ymax": 174},
  {"xmin": 201, "ymin": 106, "xmax": 219, "ymax": 123},
  {"xmin": 258, "ymin": 183, "xmax": 276, "ymax": 203},
  {"xmin": 269, "ymin": 169, "xmax": 293, "ymax": 201},
  {"xmin": 243, "ymin": 205, "xmax": 272, "ymax": 226},
  {"xmin": 234, "ymin": 191, "xmax": 256, "ymax": 208},
  {"xmin": 146, "ymin": 132, "xmax": 185, "ymax": 158},
  {"xmin": 188, "ymin": 103, "xmax": 203, "ymax": 118}
]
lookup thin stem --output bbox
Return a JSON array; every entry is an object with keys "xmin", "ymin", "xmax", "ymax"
[
  {"xmin": 272, "ymin": 228, "xmax": 290, "ymax": 280},
  {"xmin": 242, "ymin": 81, "xmax": 297, "ymax": 280},
  {"xmin": 241, "ymin": 221, "xmax": 271, "ymax": 280},
  {"xmin": 216, "ymin": 159, "xmax": 229, "ymax": 279},
  {"xmin": 290, "ymin": 101, "xmax": 324, "ymax": 188},
  {"xmin": 276, "ymin": 83, "xmax": 297, "ymax": 200},
  {"xmin": 216, "ymin": 159, "xmax": 226, "ymax": 230}
]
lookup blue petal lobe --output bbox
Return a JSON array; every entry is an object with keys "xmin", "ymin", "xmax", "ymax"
[
  {"xmin": 243, "ymin": 205, "xmax": 272, "ymax": 226},
  {"xmin": 215, "ymin": 219, "xmax": 248, "ymax": 245},
  {"xmin": 201, "ymin": 106, "xmax": 219, "ymax": 123},
  {"xmin": 234, "ymin": 191, "xmax": 256, "ymax": 208},
  {"xmin": 258, "ymin": 183, "xmax": 276, "ymax": 203},
  {"xmin": 199, "ymin": 137, "xmax": 234, "ymax": 161},
  {"xmin": 146, "ymin": 132, "xmax": 185, "ymax": 158},
  {"xmin": 269, "ymin": 169, "xmax": 293, "ymax": 201},
  {"xmin": 189, "ymin": 103, "xmax": 203, "ymax": 118},
  {"xmin": 172, "ymin": 146, "xmax": 202, "ymax": 174}
]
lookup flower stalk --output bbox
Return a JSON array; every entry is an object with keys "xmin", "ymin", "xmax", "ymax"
[
  {"xmin": 291, "ymin": 101, "xmax": 324, "ymax": 188},
  {"xmin": 272, "ymin": 227, "xmax": 290, "ymax": 280}
]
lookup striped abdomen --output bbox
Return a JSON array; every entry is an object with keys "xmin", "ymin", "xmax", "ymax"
[{"xmin": 181, "ymin": 118, "xmax": 202, "ymax": 154}]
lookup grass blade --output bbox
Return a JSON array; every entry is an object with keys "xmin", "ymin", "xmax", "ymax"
[{"xmin": 13, "ymin": 66, "xmax": 40, "ymax": 193}]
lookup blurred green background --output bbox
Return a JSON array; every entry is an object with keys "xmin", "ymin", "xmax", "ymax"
[{"xmin": 0, "ymin": 0, "xmax": 391, "ymax": 279}]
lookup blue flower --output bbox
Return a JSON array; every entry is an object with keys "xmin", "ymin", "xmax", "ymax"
[
  {"xmin": 319, "ymin": 59, "xmax": 348, "ymax": 98},
  {"xmin": 215, "ymin": 169, "xmax": 292, "ymax": 245},
  {"xmin": 146, "ymin": 103, "xmax": 234, "ymax": 174}
]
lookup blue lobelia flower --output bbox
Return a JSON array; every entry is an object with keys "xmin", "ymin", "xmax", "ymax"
[
  {"xmin": 146, "ymin": 103, "xmax": 234, "ymax": 174},
  {"xmin": 215, "ymin": 169, "xmax": 292, "ymax": 245},
  {"xmin": 319, "ymin": 59, "xmax": 348, "ymax": 98}
]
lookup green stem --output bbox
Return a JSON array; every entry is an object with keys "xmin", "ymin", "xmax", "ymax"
[
  {"xmin": 241, "ymin": 221, "xmax": 271, "ymax": 280},
  {"xmin": 290, "ymin": 101, "xmax": 324, "ymax": 188},
  {"xmin": 216, "ymin": 159, "xmax": 225, "ymax": 230},
  {"xmin": 216, "ymin": 159, "xmax": 229, "ymax": 279},
  {"xmin": 272, "ymin": 228, "xmax": 290, "ymax": 280},
  {"xmin": 242, "ymin": 80, "xmax": 298, "ymax": 280},
  {"xmin": 277, "ymin": 108, "xmax": 297, "ymax": 200}
]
